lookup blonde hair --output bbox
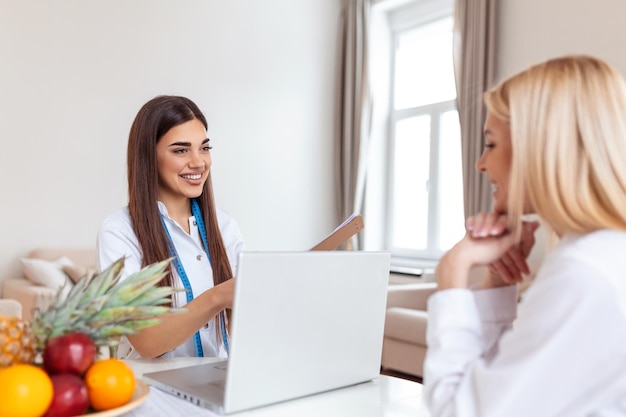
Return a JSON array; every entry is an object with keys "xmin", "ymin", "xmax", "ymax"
[{"xmin": 484, "ymin": 55, "xmax": 626, "ymax": 237}]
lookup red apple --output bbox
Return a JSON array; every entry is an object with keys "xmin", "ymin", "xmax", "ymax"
[
  {"xmin": 43, "ymin": 333, "xmax": 97, "ymax": 375},
  {"xmin": 44, "ymin": 373, "xmax": 90, "ymax": 417}
]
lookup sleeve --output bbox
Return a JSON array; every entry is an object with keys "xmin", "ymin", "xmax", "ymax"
[
  {"xmin": 423, "ymin": 258, "xmax": 626, "ymax": 417},
  {"xmin": 95, "ymin": 214, "xmax": 143, "ymax": 282},
  {"xmin": 472, "ymin": 285, "xmax": 517, "ymax": 360},
  {"xmin": 217, "ymin": 209, "xmax": 245, "ymax": 277}
]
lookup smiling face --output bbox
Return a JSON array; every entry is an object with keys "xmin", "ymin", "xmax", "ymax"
[
  {"xmin": 476, "ymin": 112, "xmax": 513, "ymax": 214},
  {"xmin": 156, "ymin": 118, "xmax": 211, "ymax": 208}
]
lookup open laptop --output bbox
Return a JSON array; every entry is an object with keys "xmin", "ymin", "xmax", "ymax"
[{"xmin": 143, "ymin": 250, "xmax": 391, "ymax": 414}]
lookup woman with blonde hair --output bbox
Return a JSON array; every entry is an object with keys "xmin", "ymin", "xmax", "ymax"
[{"xmin": 424, "ymin": 55, "xmax": 626, "ymax": 416}]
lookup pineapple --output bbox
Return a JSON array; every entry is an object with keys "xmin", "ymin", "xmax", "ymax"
[
  {"xmin": 0, "ymin": 316, "xmax": 35, "ymax": 366},
  {"xmin": 0, "ymin": 257, "xmax": 184, "ymax": 366}
]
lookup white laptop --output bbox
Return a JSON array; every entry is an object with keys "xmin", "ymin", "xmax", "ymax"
[{"xmin": 143, "ymin": 250, "xmax": 391, "ymax": 414}]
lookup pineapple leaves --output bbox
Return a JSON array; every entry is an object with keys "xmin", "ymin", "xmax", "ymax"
[{"xmin": 30, "ymin": 257, "xmax": 186, "ymax": 351}]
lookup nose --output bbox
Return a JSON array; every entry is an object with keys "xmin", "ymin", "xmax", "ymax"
[
  {"xmin": 475, "ymin": 151, "xmax": 487, "ymax": 173},
  {"xmin": 188, "ymin": 151, "xmax": 206, "ymax": 169}
]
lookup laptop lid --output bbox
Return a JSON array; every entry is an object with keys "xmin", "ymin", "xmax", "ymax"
[
  {"xmin": 225, "ymin": 250, "xmax": 390, "ymax": 413},
  {"xmin": 145, "ymin": 250, "xmax": 391, "ymax": 414}
]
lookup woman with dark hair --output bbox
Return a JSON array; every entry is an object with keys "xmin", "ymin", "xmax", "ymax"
[{"xmin": 97, "ymin": 95, "xmax": 244, "ymax": 359}]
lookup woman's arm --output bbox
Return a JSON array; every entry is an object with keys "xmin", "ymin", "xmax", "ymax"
[
  {"xmin": 425, "ymin": 243, "xmax": 626, "ymax": 416},
  {"xmin": 127, "ymin": 279, "xmax": 234, "ymax": 358},
  {"xmin": 436, "ymin": 212, "xmax": 516, "ymax": 290},
  {"xmin": 98, "ymin": 223, "xmax": 235, "ymax": 358},
  {"xmin": 97, "ymin": 209, "xmax": 244, "ymax": 358}
]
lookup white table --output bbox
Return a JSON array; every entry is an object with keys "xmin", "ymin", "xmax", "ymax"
[{"xmin": 122, "ymin": 357, "xmax": 430, "ymax": 416}]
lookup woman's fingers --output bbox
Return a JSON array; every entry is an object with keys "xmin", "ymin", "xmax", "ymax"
[
  {"xmin": 466, "ymin": 212, "xmax": 509, "ymax": 238},
  {"xmin": 490, "ymin": 251, "xmax": 524, "ymax": 284},
  {"xmin": 490, "ymin": 263, "xmax": 517, "ymax": 285},
  {"xmin": 504, "ymin": 247, "xmax": 530, "ymax": 275},
  {"xmin": 518, "ymin": 220, "xmax": 540, "ymax": 257},
  {"xmin": 486, "ymin": 220, "xmax": 538, "ymax": 284}
]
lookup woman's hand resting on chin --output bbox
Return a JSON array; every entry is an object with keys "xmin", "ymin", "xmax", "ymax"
[
  {"xmin": 483, "ymin": 220, "xmax": 540, "ymax": 288},
  {"xmin": 436, "ymin": 212, "xmax": 537, "ymax": 290}
]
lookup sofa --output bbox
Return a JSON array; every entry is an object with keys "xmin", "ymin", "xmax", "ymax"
[
  {"xmin": 381, "ymin": 282, "xmax": 436, "ymax": 381},
  {"xmin": 381, "ymin": 265, "xmax": 529, "ymax": 382},
  {"xmin": 0, "ymin": 298, "xmax": 22, "ymax": 318},
  {"xmin": 1, "ymin": 248, "xmax": 96, "ymax": 321}
]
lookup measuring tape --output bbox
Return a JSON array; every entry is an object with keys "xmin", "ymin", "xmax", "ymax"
[
  {"xmin": 160, "ymin": 198, "xmax": 230, "ymax": 357},
  {"xmin": 190, "ymin": 199, "xmax": 230, "ymax": 355}
]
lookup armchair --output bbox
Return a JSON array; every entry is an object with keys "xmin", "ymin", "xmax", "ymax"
[
  {"xmin": 0, "ymin": 298, "xmax": 22, "ymax": 318},
  {"xmin": 381, "ymin": 282, "xmax": 436, "ymax": 381},
  {"xmin": 1, "ymin": 248, "xmax": 96, "ymax": 321}
]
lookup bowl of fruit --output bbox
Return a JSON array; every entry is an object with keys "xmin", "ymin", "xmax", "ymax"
[{"xmin": 0, "ymin": 258, "xmax": 183, "ymax": 417}]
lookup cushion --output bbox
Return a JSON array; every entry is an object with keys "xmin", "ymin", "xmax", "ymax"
[
  {"xmin": 384, "ymin": 307, "xmax": 429, "ymax": 346},
  {"xmin": 63, "ymin": 264, "xmax": 97, "ymax": 284},
  {"xmin": 0, "ymin": 299, "xmax": 22, "ymax": 318},
  {"xmin": 27, "ymin": 248, "xmax": 96, "ymax": 269},
  {"xmin": 20, "ymin": 256, "xmax": 74, "ymax": 293}
]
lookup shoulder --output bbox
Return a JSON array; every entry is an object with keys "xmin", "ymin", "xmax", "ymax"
[
  {"xmin": 215, "ymin": 208, "xmax": 244, "ymax": 259},
  {"xmin": 216, "ymin": 208, "xmax": 242, "ymax": 238},
  {"xmin": 516, "ymin": 231, "xmax": 626, "ymax": 342},
  {"xmin": 549, "ymin": 230, "xmax": 626, "ymax": 273},
  {"xmin": 99, "ymin": 207, "xmax": 132, "ymax": 231},
  {"xmin": 96, "ymin": 207, "xmax": 142, "ymax": 277},
  {"xmin": 97, "ymin": 207, "xmax": 135, "ymax": 242},
  {"xmin": 530, "ymin": 230, "xmax": 626, "ymax": 303}
]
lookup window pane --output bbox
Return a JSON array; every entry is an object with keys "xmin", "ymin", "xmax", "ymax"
[
  {"xmin": 392, "ymin": 115, "xmax": 430, "ymax": 250},
  {"xmin": 438, "ymin": 110, "xmax": 465, "ymax": 250},
  {"xmin": 394, "ymin": 17, "xmax": 456, "ymax": 110}
]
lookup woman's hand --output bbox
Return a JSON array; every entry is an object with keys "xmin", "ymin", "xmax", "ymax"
[
  {"xmin": 483, "ymin": 220, "xmax": 540, "ymax": 288},
  {"xmin": 127, "ymin": 277, "xmax": 236, "ymax": 358},
  {"xmin": 436, "ymin": 212, "xmax": 517, "ymax": 290}
]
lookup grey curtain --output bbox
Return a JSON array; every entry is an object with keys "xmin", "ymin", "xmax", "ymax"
[
  {"xmin": 453, "ymin": 0, "xmax": 497, "ymax": 217},
  {"xmin": 335, "ymin": 0, "xmax": 371, "ymax": 250}
]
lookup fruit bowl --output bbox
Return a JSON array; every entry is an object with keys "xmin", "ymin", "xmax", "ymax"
[
  {"xmin": 0, "ymin": 258, "xmax": 176, "ymax": 417},
  {"xmin": 81, "ymin": 380, "xmax": 149, "ymax": 417}
]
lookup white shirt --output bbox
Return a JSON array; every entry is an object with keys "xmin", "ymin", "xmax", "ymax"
[
  {"xmin": 425, "ymin": 229, "xmax": 626, "ymax": 417},
  {"xmin": 96, "ymin": 202, "xmax": 244, "ymax": 359}
]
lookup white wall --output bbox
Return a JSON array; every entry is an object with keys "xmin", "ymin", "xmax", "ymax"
[
  {"xmin": 0, "ymin": 0, "xmax": 341, "ymax": 278},
  {"xmin": 3, "ymin": 0, "xmax": 624, "ymax": 281},
  {"xmin": 496, "ymin": 0, "xmax": 626, "ymax": 80}
]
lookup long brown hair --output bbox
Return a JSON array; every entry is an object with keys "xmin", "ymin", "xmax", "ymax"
[{"xmin": 126, "ymin": 95, "xmax": 234, "ymax": 311}]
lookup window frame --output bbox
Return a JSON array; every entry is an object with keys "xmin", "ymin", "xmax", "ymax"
[
  {"xmin": 367, "ymin": 0, "xmax": 459, "ymax": 272},
  {"xmin": 385, "ymin": 99, "xmax": 458, "ymax": 261}
]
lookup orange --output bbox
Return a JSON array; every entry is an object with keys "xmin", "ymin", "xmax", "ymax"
[
  {"xmin": 0, "ymin": 364, "xmax": 53, "ymax": 417},
  {"xmin": 85, "ymin": 358, "xmax": 136, "ymax": 411}
]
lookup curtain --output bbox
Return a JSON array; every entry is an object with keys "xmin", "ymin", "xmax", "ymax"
[
  {"xmin": 335, "ymin": 0, "xmax": 372, "ymax": 250},
  {"xmin": 453, "ymin": 0, "xmax": 497, "ymax": 217}
]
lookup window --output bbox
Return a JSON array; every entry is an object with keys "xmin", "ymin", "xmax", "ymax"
[{"xmin": 366, "ymin": 0, "xmax": 465, "ymax": 272}]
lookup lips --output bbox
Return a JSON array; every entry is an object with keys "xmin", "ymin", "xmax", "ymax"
[
  {"xmin": 490, "ymin": 182, "xmax": 499, "ymax": 200},
  {"xmin": 181, "ymin": 174, "xmax": 202, "ymax": 180},
  {"xmin": 180, "ymin": 173, "xmax": 204, "ymax": 187}
]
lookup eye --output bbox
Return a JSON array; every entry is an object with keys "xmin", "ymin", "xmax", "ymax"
[
  {"xmin": 201, "ymin": 145, "xmax": 213, "ymax": 152},
  {"xmin": 173, "ymin": 148, "xmax": 188, "ymax": 154},
  {"xmin": 483, "ymin": 143, "xmax": 495, "ymax": 150}
]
